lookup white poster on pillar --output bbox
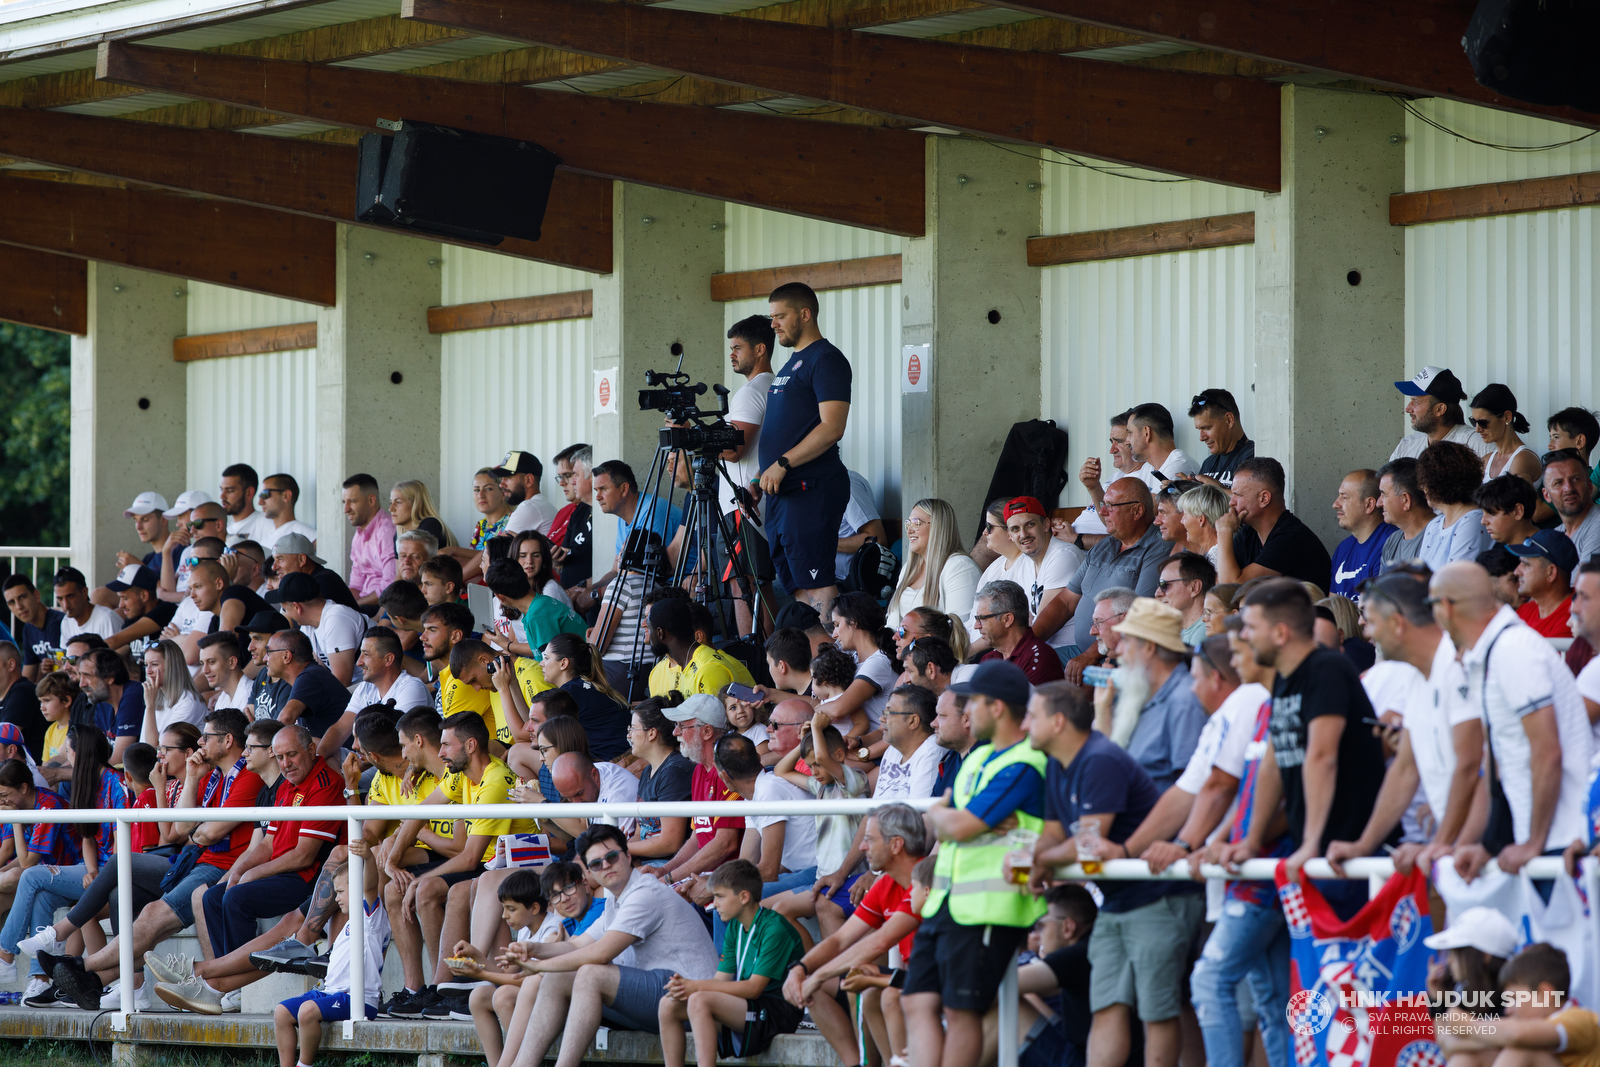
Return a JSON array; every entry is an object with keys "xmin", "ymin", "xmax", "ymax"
[
  {"xmin": 901, "ymin": 344, "xmax": 930, "ymax": 393},
  {"xmin": 595, "ymin": 367, "xmax": 619, "ymax": 416}
]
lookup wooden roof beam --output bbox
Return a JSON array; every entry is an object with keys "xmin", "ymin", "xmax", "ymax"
[
  {"xmin": 0, "ymin": 245, "xmax": 86, "ymax": 334},
  {"xmin": 95, "ymin": 42, "xmax": 927, "ymax": 236},
  {"xmin": 0, "ymin": 105, "xmax": 614, "ymax": 274},
  {"xmin": 971, "ymin": 0, "xmax": 1600, "ymax": 128},
  {"xmin": 0, "ymin": 175, "xmax": 336, "ymax": 305},
  {"xmin": 400, "ymin": 0, "xmax": 1281, "ymax": 190}
]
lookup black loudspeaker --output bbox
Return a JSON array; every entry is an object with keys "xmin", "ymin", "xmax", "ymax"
[
  {"xmin": 1463, "ymin": 0, "xmax": 1600, "ymax": 114},
  {"xmin": 355, "ymin": 121, "xmax": 562, "ymax": 246}
]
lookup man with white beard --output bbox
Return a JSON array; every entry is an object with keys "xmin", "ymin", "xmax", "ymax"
[
  {"xmin": 1087, "ymin": 586, "xmax": 1134, "ymax": 736},
  {"xmin": 1109, "ymin": 599, "xmax": 1206, "ymax": 791}
]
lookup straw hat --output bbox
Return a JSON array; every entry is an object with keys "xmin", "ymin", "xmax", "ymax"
[{"xmin": 1112, "ymin": 597, "xmax": 1189, "ymax": 654}]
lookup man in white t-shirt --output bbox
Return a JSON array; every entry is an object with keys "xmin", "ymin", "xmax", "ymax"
[
  {"xmin": 508, "ymin": 825, "xmax": 719, "ymax": 1067},
  {"xmin": 1126, "ymin": 402, "xmax": 1199, "ymax": 490},
  {"xmin": 835, "ymin": 471, "xmax": 887, "ymax": 582},
  {"xmin": 266, "ymin": 572, "xmax": 366, "ymax": 685},
  {"xmin": 874, "ymin": 684, "xmax": 942, "ymax": 801},
  {"xmin": 1003, "ymin": 497, "xmax": 1084, "ymax": 653},
  {"xmin": 713, "ymin": 732, "xmax": 816, "ymax": 894},
  {"xmin": 1326, "ymin": 574, "xmax": 1483, "ymax": 877},
  {"xmin": 318, "ymin": 627, "xmax": 431, "ymax": 759},
  {"xmin": 1389, "ymin": 366, "xmax": 1496, "ymax": 462},
  {"xmin": 259, "ymin": 472, "xmax": 318, "ymax": 546},
  {"xmin": 705, "ymin": 315, "xmax": 776, "ymax": 634},
  {"xmin": 1429, "ymin": 562, "xmax": 1592, "ymax": 881},
  {"xmin": 220, "ymin": 463, "xmax": 276, "ymax": 547},
  {"xmin": 547, "ymin": 751, "xmax": 640, "ymax": 839},
  {"xmin": 54, "ymin": 567, "xmax": 123, "ymax": 644},
  {"xmin": 1568, "ymin": 561, "xmax": 1600, "ymax": 744},
  {"xmin": 493, "ymin": 450, "xmax": 559, "ymax": 537},
  {"xmin": 198, "ymin": 631, "xmax": 252, "ymax": 712}
]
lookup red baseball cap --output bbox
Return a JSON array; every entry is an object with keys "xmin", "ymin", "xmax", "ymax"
[{"xmin": 1003, "ymin": 497, "xmax": 1047, "ymax": 521}]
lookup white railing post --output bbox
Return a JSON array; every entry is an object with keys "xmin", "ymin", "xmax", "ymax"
[
  {"xmin": 116, "ymin": 814, "xmax": 133, "ymax": 1030},
  {"xmin": 345, "ymin": 816, "xmax": 364, "ymax": 1040},
  {"xmin": 997, "ymin": 950, "xmax": 1019, "ymax": 1067}
]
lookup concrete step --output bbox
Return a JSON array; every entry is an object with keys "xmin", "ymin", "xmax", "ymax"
[{"xmin": 0, "ymin": 1006, "xmax": 842, "ymax": 1066}]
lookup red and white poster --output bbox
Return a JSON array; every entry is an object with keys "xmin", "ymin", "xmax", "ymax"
[
  {"xmin": 901, "ymin": 344, "xmax": 930, "ymax": 393},
  {"xmin": 595, "ymin": 367, "xmax": 618, "ymax": 416}
]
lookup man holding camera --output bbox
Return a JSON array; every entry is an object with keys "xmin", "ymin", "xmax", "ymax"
[{"xmin": 759, "ymin": 282, "xmax": 852, "ymax": 611}]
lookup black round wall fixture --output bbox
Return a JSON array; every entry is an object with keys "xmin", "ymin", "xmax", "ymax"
[
  {"xmin": 987, "ymin": 309, "xmax": 1002, "ymax": 324},
  {"xmin": 391, "ymin": 371, "xmax": 404, "ymax": 385},
  {"xmin": 1347, "ymin": 270, "xmax": 1362, "ymax": 286},
  {"xmin": 137, "ymin": 398, "xmax": 151, "ymax": 410}
]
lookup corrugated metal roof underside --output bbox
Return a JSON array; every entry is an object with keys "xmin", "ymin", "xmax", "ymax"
[
  {"xmin": 1068, "ymin": 41, "xmax": 1197, "ymax": 62},
  {"xmin": 331, "ymin": 35, "xmax": 524, "ymax": 70},
  {"xmin": 51, "ymin": 89, "xmax": 193, "ymax": 114},
  {"xmin": 537, "ymin": 67, "xmax": 673, "ymax": 94},
  {"xmin": 860, "ymin": 7, "xmax": 1035, "ymax": 37},
  {"xmin": 140, "ymin": 0, "xmax": 398, "ymax": 50},
  {"xmin": 0, "ymin": 46, "xmax": 91, "ymax": 79},
  {"xmin": 237, "ymin": 118, "xmax": 342, "ymax": 135}
]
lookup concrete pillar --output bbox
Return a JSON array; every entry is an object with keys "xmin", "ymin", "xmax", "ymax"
[
  {"xmin": 315, "ymin": 225, "xmax": 442, "ymax": 574},
  {"xmin": 901, "ymin": 136, "xmax": 1042, "ymax": 540},
  {"xmin": 589, "ymin": 183, "xmax": 726, "ymax": 564},
  {"xmin": 1254, "ymin": 85, "xmax": 1406, "ymax": 544},
  {"xmin": 69, "ymin": 263, "xmax": 188, "ymax": 585}
]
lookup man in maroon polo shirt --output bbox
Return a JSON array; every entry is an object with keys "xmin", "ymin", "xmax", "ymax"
[{"xmin": 975, "ymin": 580, "xmax": 1065, "ymax": 685}]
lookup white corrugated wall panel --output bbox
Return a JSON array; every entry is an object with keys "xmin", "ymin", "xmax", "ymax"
[
  {"xmin": 1404, "ymin": 100, "xmax": 1600, "ymax": 428},
  {"xmin": 184, "ymin": 282, "xmax": 322, "ymax": 528},
  {"xmin": 1040, "ymin": 167, "xmax": 1258, "ymax": 508},
  {"xmin": 439, "ymin": 251, "xmax": 597, "ymax": 540},
  {"xmin": 185, "ymin": 349, "xmax": 320, "ymax": 530},
  {"xmin": 722, "ymin": 207, "xmax": 903, "ymax": 519}
]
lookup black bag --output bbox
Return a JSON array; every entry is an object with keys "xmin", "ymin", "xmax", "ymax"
[
  {"xmin": 842, "ymin": 537, "xmax": 900, "ymax": 602},
  {"xmin": 1463, "ymin": 0, "xmax": 1600, "ymax": 112},
  {"xmin": 975, "ymin": 420, "xmax": 1070, "ymax": 542},
  {"xmin": 159, "ymin": 843, "xmax": 203, "ymax": 894}
]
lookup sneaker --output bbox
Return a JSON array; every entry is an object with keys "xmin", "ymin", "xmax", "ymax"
[
  {"xmin": 100, "ymin": 981, "xmax": 122, "ymax": 1011},
  {"xmin": 303, "ymin": 954, "xmax": 329, "ymax": 980},
  {"xmin": 143, "ymin": 951, "xmax": 193, "ymax": 985},
  {"xmin": 448, "ymin": 996, "xmax": 478, "ymax": 1022},
  {"xmin": 386, "ymin": 986, "xmax": 438, "ymax": 1019},
  {"xmin": 249, "ymin": 939, "xmax": 316, "ymax": 973},
  {"xmin": 422, "ymin": 992, "xmax": 468, "ymax": 1020},
  {"xmin": 18, "ymin": 927, "xmax": 65, "ymax": 959},
  {"xmin": 156, "ymin": 975, "xmax": 222, "ymax": 1015},
  {"xmin": 135, "ymin": 979, "xmax": 153, "ymax": 1012},
  {"xmin": 219, "ymin": 988, "xmax": 241, "ymax": 1013},
  {"xmin": 21, "ymin": 978, "xmax": 61, "ymax": 1008},
  {"xmin": 47, "ymin": 954, "xmax": 103, "ymax": 1012},
  {"xmin": 0, "ymin": 956, "xmax": 17, "ymax": 983}
]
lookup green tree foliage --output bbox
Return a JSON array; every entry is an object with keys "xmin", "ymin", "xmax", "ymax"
[{"xmin": 0, "ymin": 323, "xmax": 70, "ymax": 545}]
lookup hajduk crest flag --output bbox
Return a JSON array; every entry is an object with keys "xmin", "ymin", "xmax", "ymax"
[{"xmin": 1276, "ymin": 863, "xmax": 1444, "ymax": 1067}]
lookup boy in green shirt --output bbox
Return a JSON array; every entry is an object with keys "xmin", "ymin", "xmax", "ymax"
[{"xmin": 657, "ymin": 859, "xmax": 804, "ymax": 1066}]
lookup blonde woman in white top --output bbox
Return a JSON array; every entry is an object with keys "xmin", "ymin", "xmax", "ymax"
[
  {"xmin": 887, "ymin": 498, "xmax": 981, "ymax": 627},
  {"xmin": 141, "ymin": 639, "xmax": 207, "ymax": 744}
]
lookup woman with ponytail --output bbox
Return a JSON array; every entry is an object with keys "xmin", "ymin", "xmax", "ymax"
[
  {"xmin": 540, "ymin": 632, "xmax": 630, "ymax": 760},
  {"xmin": 896, "ymin": 605, "xmax": 970, "ymax": 664},
  {"xmin": 825, "ymin": 592, "xmax": 900, "ymax": 748},
  {"xmin": 1471, "ymin": 384, "xmax": 1542, "ymax": 484}
]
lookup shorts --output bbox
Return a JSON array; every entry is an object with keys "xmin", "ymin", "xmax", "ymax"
[
  {"xmin": 823, "ymin": 872, "xmax": 863, "ymax": 920},
  {"xmin": 279, "ymin": 989, "xmax": 378, "ymax": 1022},
  {"xmin": 1087, "ymin": 893, "xmax": 1206, "ymax": 1021},
  {"xmin": 902, "ymin": 900, "xmax": 1030, "ymax": 1012},
  {"xmin": 601, "ymin": 965, "xmax": 676, "ymax": 1033},
  {"xmin": 427, "ymin": 864, "xmax": 484, "ymax": 888},
  {"xmin": 715, "ymin": 992, "xmax": 804, "ymax": 1058},
  {"xmin": 765, "ymin": 468, "xmax": 848, "ymax": 594},
  {"xmin": 405, "ymin": 855, "xmax": 450, "ymax": 878},
  {"xmin": 160, "ymin": 861, "xmax": 227, "ymax": 927}
]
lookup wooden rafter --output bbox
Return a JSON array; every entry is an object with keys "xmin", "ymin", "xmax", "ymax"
[
  {"xmin": 403, "ymin": 0, "xmax": 1281, "ymax": 190},
  {"xmin": 0, "ymin": 245, "xmax": 86, "ymax": 334},
  {"xmin": 1026, "ymin": 213, "xmax": 1256, "ymax": 265},
  {"xmin": 427, "ymin": 291, "xmax": 593, "ymax": 333},
  {"xmin": 976, "ymin": 0, "xmax": 1600, "ymax": 128},
  {"xmin": 96, "ymin": 42, "xmax": 929, "ymax": 235},
  {"xmin": 173, "ymin": 322, "xmax": 318, "ymax": 361},
  {"xmin": 0, "ymin": 175, "xmax": 336, "ymax": 305},
  {"xmin": 0, "ymin": 105, "xmax": 614, "ymax": 274},
  {"xmin": 1389, "ymin": 171, "xmax": 1600, "ymax": 226},
  {"xmin": 710, "ymin": 255, "xmax": 902, "ymax": 301}
]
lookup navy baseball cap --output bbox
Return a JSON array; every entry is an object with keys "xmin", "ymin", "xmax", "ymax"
[
  {"xmin": 1395, "ymin": 366, "xmax": 1467, "ymax": 402},
  {"xmin": 949, "ymin": 660, "xmax": 1032, "ymax": 708},
  {"xmin": 263, "ymin": 572, "xmax": 322, "ymax": 605},
  {"xmin": 1506, "ymin": 529, "xmax": 1579, "ymax": 574},
  {"xmin": 106, "ymin": 564, "xmax": 157, "ymax": 594}
]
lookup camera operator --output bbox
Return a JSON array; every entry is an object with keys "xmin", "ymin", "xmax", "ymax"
[
  {"xmin": 668, "ymin": 316, "xmax": 777, "ymax": 636},
  {"xmin": 760, "ymin": 282, "xmax": 853, "ymax": 612}
]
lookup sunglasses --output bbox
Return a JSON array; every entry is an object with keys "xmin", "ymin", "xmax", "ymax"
[
  {"xmin": 585, "ymin": 848, "xmax": 625, "ymax": 873},
  {"xmin": 1469, "ymin": 417, "xmax": 1494, "ymax": 429}
]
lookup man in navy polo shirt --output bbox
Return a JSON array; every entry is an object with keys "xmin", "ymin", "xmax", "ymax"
[{"xmin": 758, "ymin": 282, "xmax": 851, "ymax": 611}]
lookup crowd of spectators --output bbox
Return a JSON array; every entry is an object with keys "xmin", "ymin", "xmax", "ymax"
[{"xmin": 4, "ymin": 284, "xmax": 1600, "ymax": 1067}]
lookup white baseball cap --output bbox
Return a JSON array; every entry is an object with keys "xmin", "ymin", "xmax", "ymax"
[
  {"xmin": 163, "ymin": 490, "xmax": 214, "ymax": 518},
  {"xmin": 124, "ymin": 491, "xmax": 171, "ymax": 518},
  {"xmin": 1423, "ymin": 906, "xmax": 1519, "ymax": 959}
]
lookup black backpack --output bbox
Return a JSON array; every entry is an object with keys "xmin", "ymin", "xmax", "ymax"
[
  {"xmin": 843, "ymin": 537, "xmax": 900, "ymax": 602},
  {"xmin": 975, "ymin": 419, "xmax": 1071, "ymax": 541}
]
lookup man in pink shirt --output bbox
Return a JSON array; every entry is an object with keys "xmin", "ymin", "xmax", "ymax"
[{"xmin": 342, "ymin": 473, "xmax": 396, "ymax": 606}]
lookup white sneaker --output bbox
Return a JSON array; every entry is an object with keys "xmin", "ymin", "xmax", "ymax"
[
  {"xmin": 0, "ymin": 956, "xmax": 16, "ymax": 983},
  {"xmin": 136, "ymin": 978, "xmax": 153, "ymax": 1011},
  {"xmin": 143, "ymin": 951, "xmax": 193, "ymax": 984},
  {"xmin": 18, "ymin": 927, "xmax": 65, "ymax": 959},
  {"xmin": 22, "ymin": 977, "xmax": 50, "ymax": 1001},
  {"xmin": 100, "ymin": 980, "xmax": 122, "ymax": 1010},
  {"xmin": 219, "ymin": 988, "xmax": 241, "ymax": 1013}
]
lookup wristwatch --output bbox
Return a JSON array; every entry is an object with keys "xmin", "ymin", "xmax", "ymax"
[
  {"xmin": 776, "ymin": 456, "xmax": 792, "ymax": 471},
  {"xmin": 1172, "ymin": 837, "xmax": 1193, "ymax": 852},
  {"xmin": 343, "ymin": 788, "xmax": 358, "ymax": 799},
  {"xmin": 856, "ymin": 746, "xmax": 870, "ymax": 760}
]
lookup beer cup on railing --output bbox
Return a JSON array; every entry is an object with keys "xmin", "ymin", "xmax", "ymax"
[
  {"xmin": 1006, "ymin": 828, "xmax": 1039, "ymax": 886},
  {"xmin": 1071, "ymin": 818, "xmax": 1104, "ymax": 875}
]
